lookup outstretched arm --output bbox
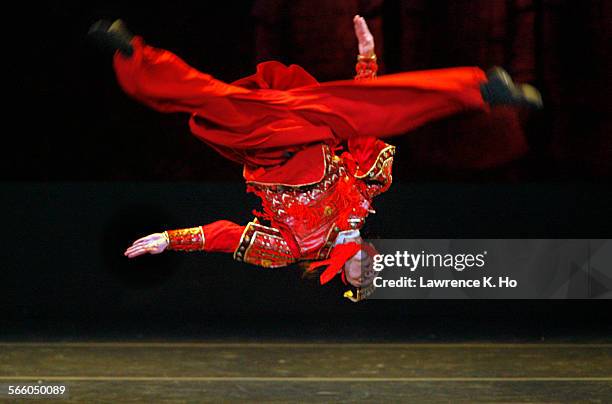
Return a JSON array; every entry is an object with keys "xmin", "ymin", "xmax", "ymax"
[
  {"xmin": 124, "ymin": 220, "xmax": 245, "ymax": 258},
  {"xmin": 349, "ymin": 14, "xmax": 391, "ymax": 189},
  {"xmin": 123, "ymin": 219, "xmax": 296, "ymax": 269},
  {"xmin": 353, "ymin": 15, "xmax": 378, "ymax": 80}
]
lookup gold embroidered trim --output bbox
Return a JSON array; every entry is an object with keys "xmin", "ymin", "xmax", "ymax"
[
  {"xmin": 315, "ymin": 222, "xmax": 341, "ymax": 260},
  {"xmin": 246, "ymin": 230, "xmax": 293, "ymax": 268},
  {"xmin": 233, "ymin": 219, "xmax": 283, "ymax": 262},
  {"xmin": 233, "ymin": 221, "xmax": 255, "ymax": 261},
  {"xmin": 354, "ymin": 145, "xmax": 396, "ymax": 179}
]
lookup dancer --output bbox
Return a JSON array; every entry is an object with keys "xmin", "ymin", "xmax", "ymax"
[{"xmin": 90, "ymin": 16, "xmax": 542, "ymax": 301}]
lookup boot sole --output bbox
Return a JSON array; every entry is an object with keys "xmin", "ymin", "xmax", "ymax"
[{"xmin": 520, "ymin": 84, "xmax": 544, "ymax": 109}]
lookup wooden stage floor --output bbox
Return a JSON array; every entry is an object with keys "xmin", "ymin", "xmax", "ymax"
[{"xmin": 1, "ymin": 342, "xmax": 611, "ymax": 403}]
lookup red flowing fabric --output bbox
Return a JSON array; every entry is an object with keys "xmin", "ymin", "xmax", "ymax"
[{"xmin": 113, "ymin": 37, "xmax": 488, "ymax": 168}]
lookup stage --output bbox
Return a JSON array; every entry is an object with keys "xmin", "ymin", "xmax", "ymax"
[{"xmin": 1, "ymin": 341, "xmax": 610, "ymax": 402}]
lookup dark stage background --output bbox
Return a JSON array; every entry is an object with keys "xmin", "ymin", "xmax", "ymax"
[{"xmin": 2, "ymin": 1, "xmax": 611, "ymax": 340}]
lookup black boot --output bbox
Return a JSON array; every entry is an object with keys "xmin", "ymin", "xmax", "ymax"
[
  {"xmin": 480, "ymin": 67, "xmax": 543, "ymax": 109},
  {"xmin": 88, "ymin": 19, "xmax": 134, "ymax": 57}
]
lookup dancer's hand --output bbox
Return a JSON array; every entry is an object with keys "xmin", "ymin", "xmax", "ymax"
[
  {"xmin": 124, "ymin": 233, "xmax": 169, "ymax": 258},
  {"xmin": 353, "ymin": 15, "xmax": 375, "ymax": 58}
]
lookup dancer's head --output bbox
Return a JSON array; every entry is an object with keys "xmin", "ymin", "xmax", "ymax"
[
  {"xmin": 342, "ymin": 236, "xmax": 377, "ymax": 289},
  {"xmin": 305, "ymin": 230, "xmax": 378, "ymax": 302}
]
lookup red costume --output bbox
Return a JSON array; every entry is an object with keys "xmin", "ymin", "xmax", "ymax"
[{"xmin": 114, "ymin": 37, "xmax": 490, "ymax": 293}]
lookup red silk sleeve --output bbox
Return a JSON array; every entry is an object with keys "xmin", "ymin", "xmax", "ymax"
[
  {"xmin": 166, "ymin": 220, "xmax": 297, "ymax": 268},
  {"xmin": 165, "ymin": 220, "xmax": 245, "ymax": 253},
  {"xmin": 200, "ymin": 220, "xmax": 245, "ymax": 253}
]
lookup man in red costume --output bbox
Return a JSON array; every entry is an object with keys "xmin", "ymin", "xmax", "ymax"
[{"xmin": 90, "ymin": 16, "xmax": 542, "ymax": 301}]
